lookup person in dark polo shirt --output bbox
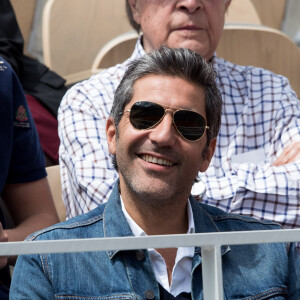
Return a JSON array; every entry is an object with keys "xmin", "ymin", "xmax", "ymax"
[{"xmin": 0, "ymin": 57, "xmax": 59, "ymax": 298}]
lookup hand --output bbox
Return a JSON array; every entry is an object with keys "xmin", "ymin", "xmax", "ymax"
[
  {"xmin": 272, "ymin": 141, "xmax": 300, "ymax": 166},
  {"xmin": 0, "ymin": 223, "xmax": 8, "ymax": 269}
]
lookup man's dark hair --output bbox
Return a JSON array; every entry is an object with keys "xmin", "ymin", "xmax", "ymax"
[{"xmin": 111, "ymin": 46, "xmax": 222, "ymax": 147}]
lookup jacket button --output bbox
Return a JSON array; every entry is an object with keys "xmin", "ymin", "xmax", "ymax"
[
  {"xmin": 144, "ymin": 289, "xmax": 155, "ymax": 299},
  {"xmin": 136, "ymin": 250, "xmax": 145, "ymax": 261}
]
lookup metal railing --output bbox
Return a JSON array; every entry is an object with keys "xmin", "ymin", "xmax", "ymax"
[{"xmin": 2, "ymin": 228, "xmax": 300, "ymax": 299}]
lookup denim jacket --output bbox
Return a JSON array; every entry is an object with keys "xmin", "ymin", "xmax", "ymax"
[{"xmin": 10, "ymin": 182, "xmax": 300, "ymax": 299}]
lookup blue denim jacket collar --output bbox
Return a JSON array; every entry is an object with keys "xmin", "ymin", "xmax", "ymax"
[
  {"xmin": 103, "ymin": 182, "xmax": 135, "ymax": 258},
  {"xmin": 103, "ymin": 181, "xmax": 230, "ymax": 259}
]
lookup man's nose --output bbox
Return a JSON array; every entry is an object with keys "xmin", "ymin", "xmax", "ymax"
[
  {"xmin": 148, "ymin": 112, "xmax": 177, "ymax": 147},
  {"xmin": 178, "ymin": 0, "xmax": 202, "ymax": 14}
]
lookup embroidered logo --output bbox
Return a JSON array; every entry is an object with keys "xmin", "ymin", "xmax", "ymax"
[
  {"xmin": 16, "ymin": 105, "xmax": 28, "ymax": 121},
  {"xmin": 14, "ymin": 105, "xmax": 30, "ymax": 128}
]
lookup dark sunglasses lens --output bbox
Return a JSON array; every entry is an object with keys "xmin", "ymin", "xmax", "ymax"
[
  {"xmin": 130, "ymin": 102, "xmax": 164, "ymax": 129},
  {"xmin": 174, "ymin": 110, "xmax": 206, "ymax": 141}
]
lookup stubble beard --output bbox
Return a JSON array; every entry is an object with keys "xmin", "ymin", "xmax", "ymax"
[
  {"xmin": 115, "ymin": 143, "xmax": 195, "ymax": 210},
  {"xmin": 118, "ymin": 161, "xmax": 194, "ymax": 213}
]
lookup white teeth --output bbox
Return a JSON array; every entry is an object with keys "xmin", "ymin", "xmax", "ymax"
[{"xmin": 141, "ymin": 155, "xmax": 174, "ymax": 167}]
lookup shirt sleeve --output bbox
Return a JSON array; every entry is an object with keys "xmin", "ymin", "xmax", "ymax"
[
  {"xmin": 231, "ymin": 82, "xmax": 300, "ymax": 226},
  {"xmin": 58, "ymin": 73, "xmax": 119, "ymax": 218},
  {"xmin": 0, "ymin": 58, "xmax": 46, "ymax": 190}
]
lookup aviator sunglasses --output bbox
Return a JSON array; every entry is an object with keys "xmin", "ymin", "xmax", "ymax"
[{"xmin": 124, "ymin": 101, "xmax": 209, "ymax": 142}]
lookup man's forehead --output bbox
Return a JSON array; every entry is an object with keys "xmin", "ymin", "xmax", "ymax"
[{"xmin": 129, "ymin": 74, "xmax": 206, "ymax": 112}]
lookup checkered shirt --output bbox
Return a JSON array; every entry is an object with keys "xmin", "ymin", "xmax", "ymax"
[{"xmin": 58, "ymin": 38, "xmax": 300, "ymax": 227}]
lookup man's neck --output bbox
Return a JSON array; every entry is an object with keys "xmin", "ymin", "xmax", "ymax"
[
  {"xmin": 122, "ymin": 195, "xmax": 189, "ymax": 236},
  {"xmin": 118, "ymin": 173, "xmax": 193, "ymax": 235}
]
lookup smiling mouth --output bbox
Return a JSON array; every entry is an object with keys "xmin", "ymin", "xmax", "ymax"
[{"xmin": 140, "ymin": 155, "xmax": 175, "ymax": 167}]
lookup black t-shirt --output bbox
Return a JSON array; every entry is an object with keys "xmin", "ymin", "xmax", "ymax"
[{"xmin": 159, "ymin": 283, "xmax": 191, "ymax": 300}]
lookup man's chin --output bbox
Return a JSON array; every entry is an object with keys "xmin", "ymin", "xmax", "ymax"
[
  {"xmin": 169, "ymin": 40, "xmax": 211, "ymax": 59},
  {"xmin": 131, "ymin": 180, "xmax": 174, "ymax": 201},
  {"xmin": 134, "ymin": 181, "xmax": 188, "ymax": 205}
]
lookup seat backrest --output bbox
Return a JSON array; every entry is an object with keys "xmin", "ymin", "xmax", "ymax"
[
  {"xmin": 225, "ymin": 0, "xmax": 261, "ymax": 25},
  {"xmin": 216, "ymin": 24, "xmax": 300, "ymax": 97},
  {"xmin": 10, "ymin": 0, "xmax": 37, "ymax": 53},
  {"xmin": 42, "ymin": 0, "xmax": 132, "ymax": 76},
  {"xmin": 91, "ymin": 31, "xmax": 139, "ymax": 71},
  {"xmin": 251, "ymin": 0, "xmax": 287, "ymax": 29},
  {"xmin": 46, "ymin": 165, "xmax": 66, "ymax": 222}
]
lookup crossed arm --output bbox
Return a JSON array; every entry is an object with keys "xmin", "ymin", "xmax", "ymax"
[{"xmin": 0, "ymin": 177, "xmax": 59, "ymax": 268}]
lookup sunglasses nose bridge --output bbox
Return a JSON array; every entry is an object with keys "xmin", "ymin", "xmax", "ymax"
[
  {"xmin": 151, "ymin": 108, "xmax": 176, "ymax": 136},
  {"xmin": 161, "ymin": 108, "xmax": 176, "ymax": 128},
  {"xmin": 145, "ymin": 108, "xmax": 177, "ymax": 146},
  {"xmin": 163, "ymin": 108, "xmax": 175, "ymax": 120}
]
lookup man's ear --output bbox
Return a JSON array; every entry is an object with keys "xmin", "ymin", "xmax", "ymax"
[
  {"xmin": 199, "ymin": 138, "xmax": 217, "ymax": 173},
  {"xmin": 128, "ymin": 0, "xmax": 142, "ymax": 24},
  {"xmin": 106, "ymin": 117, "xmax": 117, "ymax": 155}
]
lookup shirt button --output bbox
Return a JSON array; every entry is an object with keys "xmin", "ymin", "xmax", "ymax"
[
  {"xmin": 144, "ymin": 289, "xmax": 155, "ymax": 299},
  {"xmin": 136, "ymin": 250, "xmax": 145, "ymax": 261}
]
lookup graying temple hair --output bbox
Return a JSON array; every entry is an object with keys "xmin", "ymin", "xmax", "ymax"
[{"xmin": 110, "ymin": 46, "xmax": 222, "ymax": 145}]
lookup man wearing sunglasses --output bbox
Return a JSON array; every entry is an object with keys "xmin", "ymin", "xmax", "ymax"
[
  {"xmin": 11, "ymin": 47, "xmax": 300, "ymax": 299},
  {"xmin": 58, "ymin": 0, "xmax": 300, "ymax": 229}
]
